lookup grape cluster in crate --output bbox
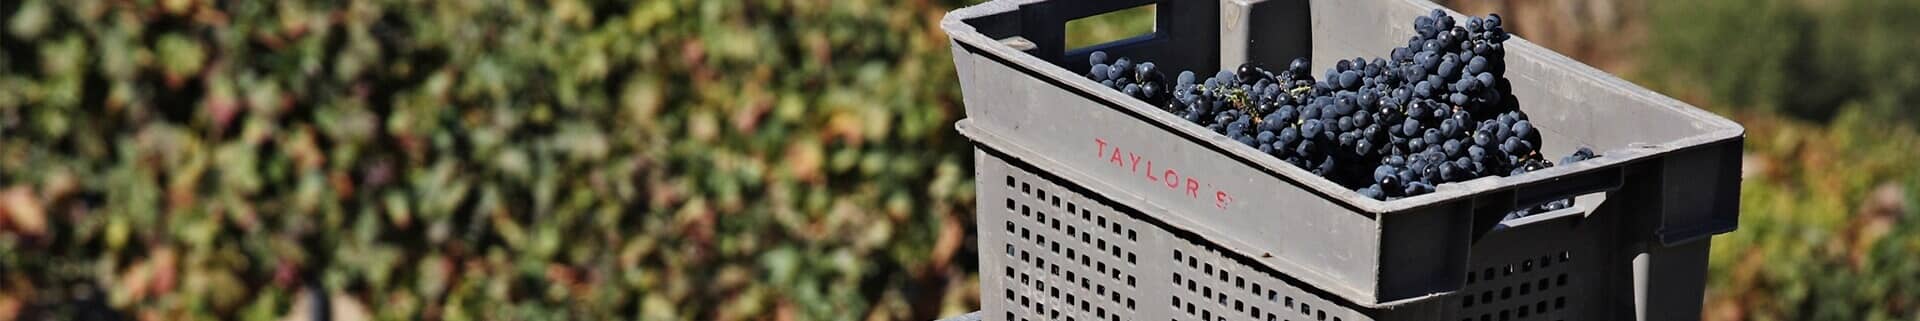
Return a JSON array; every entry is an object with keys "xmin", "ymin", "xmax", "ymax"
[{"xmin": 1087, "ymin": 10, "xmax": 1594, "ymax": 215}]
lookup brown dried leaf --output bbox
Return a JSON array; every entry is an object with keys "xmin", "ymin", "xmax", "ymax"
[
  {"xmin": 929, "ymin": 211, "xmax": 964, "ymax": 272},
  {"xmin": 0, "ymin": 294, "xmax": 19, "ymax": 321},
  {"xmin": 151, "ymin": 247, "xmax": 178, "ymax": 296},
  {"xmin": 0, "ymin": 186, "xmax": 46, "ymax": 237},
  {"xmin": 784, "ymin": 139, "xmax": 825, "ymax": 183}
]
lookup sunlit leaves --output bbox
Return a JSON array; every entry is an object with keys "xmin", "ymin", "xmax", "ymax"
[{"xmin": 0, "ymin": 0, "xmax": 977, "ymax": 320}]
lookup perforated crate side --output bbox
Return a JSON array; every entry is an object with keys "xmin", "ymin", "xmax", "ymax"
[
  {"xmin": 979, "ymin": 148, "xmax": 1153, "ymax": 321},
  {"xmin": 977, "ymin": 148, "xmax": 1375, "ymax": 321},
  {"xmin": 975, "ymin": 146, "xmax": 1691, "ymax": 321},
  {"xmin": 1450, "ymin": 207, "xmax": 1620, "ymax": 321}
]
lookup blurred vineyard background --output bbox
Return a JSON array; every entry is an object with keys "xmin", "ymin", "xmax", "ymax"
[{"xmin": 0, "ymin": 0, "xmax": 1916, "ymax": 320}]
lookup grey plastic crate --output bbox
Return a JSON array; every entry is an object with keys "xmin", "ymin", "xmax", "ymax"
[
  {"xmin": 976, "ymin": 148, "xmax": 1716, "ymax": 321},
  {"xmin": 944, "ymin": 0, "xmax": 1743, "ymax": 319}
]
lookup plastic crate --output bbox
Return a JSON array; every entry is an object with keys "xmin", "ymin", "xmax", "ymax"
[
  {"xmin": 943, "ymin": 0, "xmax": 1744, "ymax": 319},
  {"xmin": 940, "ymin": 312, "xmax": 985, "ymax": 321}
]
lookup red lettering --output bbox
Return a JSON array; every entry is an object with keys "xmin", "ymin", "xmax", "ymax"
[
  {"xmin": 1216, "ymin": 190, "xmax": 1232, "ymax": 210},
  {"xmin": 1093, "ymin": 138, "xmax": 1237, "ymax": 210},
  {"xmin": 1163, "ymin": 169, "xmax": 1179, "ymax": 189},
  {"xmin": 1129, "ymin": 153, "xmax": 1142, "ymax": 172},
  {"xmin": 1186, "ymin": 178, "xmax": 1201, "ymax": 198},
  {"xmin": 1144, "ymin": 160, "xmax": 1156, "ymax": 181}
]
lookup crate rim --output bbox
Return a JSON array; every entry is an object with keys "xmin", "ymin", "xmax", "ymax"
[{"xmin": 940, "ymin": 0, "xmax": 1745, "ymax": 215}]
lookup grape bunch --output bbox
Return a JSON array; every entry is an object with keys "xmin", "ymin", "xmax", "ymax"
[
  {"xmin": 1165, "ymin": 58, "xmax": 1318, "ymax": 143},
  {"xmin": 1083, "ymin": 10, "xmax": 1603, "ymax": 210},
  {"xmin": 1503, "ymin": 146, "xmax": 1599, "ymax": 219},
  {"xmin": 1087, "ymin": 51, "xmax": 1172, "ymax": 106}
]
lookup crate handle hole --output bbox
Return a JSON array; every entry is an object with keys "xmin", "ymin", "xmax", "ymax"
[{"xmin": 1065, "ymin": 4, "xmax": 1157, "ymax": 54}]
